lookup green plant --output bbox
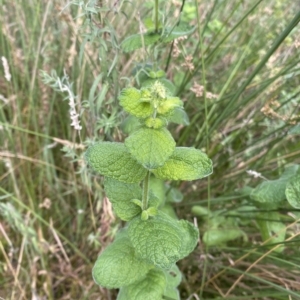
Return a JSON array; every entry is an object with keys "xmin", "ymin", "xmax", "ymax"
[{"xmin": 85, "ymin": 72, "xmax": 213, "ymax": 298}]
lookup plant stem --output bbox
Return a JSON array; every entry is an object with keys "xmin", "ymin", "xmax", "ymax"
[
  {"xmin": 142, "ymin": 171, "xmax": 150, "ymax": 210},
  {"xmin": 155, "ymin": 0, "xmax": 159, "ymax": 32}
]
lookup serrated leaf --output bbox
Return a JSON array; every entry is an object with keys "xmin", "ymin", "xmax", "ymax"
[
  {"xmin": 121, "ymin": 32, "xmax": 161, "ymax": 53},
  {"xmin": 153, "ymin": 147, "xmax": 213, "ymax": 180},
  {"xmin": 117, "ymin": 268, "xmax": 167, "ymax": 300},
  {"xmin": 168, "ymin": 107, "xmax": 190, "ymax": 125},
  {"xmin": 286, "ymin": 174, "xmax": 300, "ymax": 209},
  {"xmin": 92, "ymin": 233, "xmax": 152, "ymax": 288},
  {"xmin": 119, "ymin": 87, "xmax": 154, "ymax": 118},
  {"xmin": 104, "ymin": 178, "xmax": 142, "ymax": 221},
  {"xmin": 128, "ymin": 212, "xmax": 198, "ymax": 269},
  {"xmin": 85, "ymin": 142, "xmax": 147, "ymax": 183},
  {"xmin": 125, "ymin": 127, "xmax": 175, "ymax": 169}
]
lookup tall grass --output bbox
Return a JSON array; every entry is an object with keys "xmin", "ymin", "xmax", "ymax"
[{"xmin": 0, "ymin": 0, "xmax": 299, "ymax": 299}]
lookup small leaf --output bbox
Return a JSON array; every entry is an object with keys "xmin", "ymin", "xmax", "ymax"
[
  {"xmin": 104, "ymin": 178, "xmax": 142, "ymax": 221},
  {"xmin": 168, "ymin": 107, "xmax": 190, "ymax": 125},
  {"xmin": 160, "ymin": 204, "xmax": 178, "ymax": 219},
  {"xmin": 153, "ymin": 147, "xmax": 213, "ymax": 180},
  {"xmin": 141, "ymin": 78, "xmax": 176, "ymax": 95},
  {"xmin": 117, "ymin": 268, "xmax": 167, "ymax": 300},
  {"xmin": 121, "ymin": 115, "xmax": 141, "ymax": 135},
  {"xmin": 164, "ymin": 264, "xmax": 182, "ymax": 288},
  {"xmin": 125, "ymin": 127, "xmax": 175, "ymax": 169},
  {"xmin": 144, "ymin": 117, "xmax": 167, "ymax": 129},
  {"xmin": 146, "ymin": 206, "xmax": 158, "ymax": 216},
  {"xmin": 288, "ymin": 124, "xmax": 300, "ymax": 135},
  {"xmin": 119, "ymin": 87, "xmax": 154, "ymax": 118},
  {"xmin": 141, "ymin": 210, "xmax": 149, "ymax": 220},
  {"xmin": 203, "ymin": 228, "xmax": 244, "ymax": 246},
  {"xmin": 163, "ymin": 288, "xmax": 180, "ymax": 300},
  {"xmin": 286, "ymin": 174, "xmax": 300, "ymax": 209},
  {"xmin": 166, "ymin": 185, "xmax": 183, "ymax": 203},
  {"xmin": 85, "ymin": 142, "xmax": 147, "ymax": 183},
  {"xmin": 92, "ymin": 232, "xmax": 152, "ymax": 288},
  {"xmin": 128, "ymin": 211, "xmax": 198, "ymax": 269},
  {"xmin": 257, "ymin": 212, "xmax": 286, "ymax": 252},
  {"xmin": 163, "ymin": 23, "xmax": 195, "ymax": 43},
  {"xmin": 121, "ymin": 32, "xmax": 161, "ymax": 53}
]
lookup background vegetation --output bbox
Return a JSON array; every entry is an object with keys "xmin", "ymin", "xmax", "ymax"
[{"xmin": 0, "ymin": 0, "xmax": 299, "ymax": 299}]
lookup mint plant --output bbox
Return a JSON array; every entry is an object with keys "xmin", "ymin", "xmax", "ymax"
[{"xmin": 85, "ymin": 74, "xmax": 213, "ymax": 298}]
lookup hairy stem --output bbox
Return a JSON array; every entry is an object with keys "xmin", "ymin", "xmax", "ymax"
[{"xmin": 142, "ymin": 171, "xmax": 150, "ymax": 210}]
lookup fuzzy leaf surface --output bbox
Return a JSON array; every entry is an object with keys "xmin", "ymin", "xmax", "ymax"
[
  {"xmin": 119, "ymin": 87, "xmax": 154, "ymax": 118},
  {"xmin": 92, "ymin": 233, "xmax": 152, "ymax": 288},
  {"xmin": 128, "ymin": 212, "xmax": 198, "ymax": 269},
  {"xmin": 125, "ymin": 127, "xmax": 175, "ymax": 169},
  {"xmin": 85, "ymin": 142, "xmax": 147, "ymax": 183},
  {"xmin": 285, "ymin": 174, "xmax": 300, "ymax": 209},
  {"xmin": 153, "ymin": 147, "xmax": 213, "ymax": 180},
  {"xmin": 117, "ymin": 268, "xmax": 166, "ymax": 300},
  {"xmin": 104, "ymin": 178, "xmax": 142, "ymax": 221}
]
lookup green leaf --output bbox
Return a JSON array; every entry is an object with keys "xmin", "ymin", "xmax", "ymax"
[
  {"xmin": 117, "ymin": 268, "xmax": 167, "ymax": 300},
  {"xmin": 119, "ymin": 87, "xmax": 154, "ymax": 118},
  {"xmin": 121, "ymin": 32, "xmax": 161, "ymax": 53},
  {"xmin": 92, "ymin": 232, "xmax": 152, "ymax": 288},
  {"xmin": 288, "ymin": 124, "xmax": 300, "ymax": 135},
  {"xmin": 128, "ymin": 212, "xmax": 198, "ymax": 269},
  {"xmin": 250, "ymin": 165, "xmax": 299, "ymax": 206},
  {"xmin": 285, "ymin": 174, "xmax": 300, "ymax": 209},
  {"xmin": 203, "ymin": 228, "xmax": 244, "ymax": 246},
  {"xmin": 125, "ymin": 127, "xmax": 176, "ymax": 169},
  {"xmin": 250, "ymin": 179, "xmax": 288, "ymax": 206},
  {"xmin": 163, "ymin": 288, "xmax": 180, "ymax": 300},
  {"xmin": 160, "ymin": 204, "xmax": 178, "ymax": 219},
  {"xmin": 121, "ymin": 115, "xmax": 141, "ymax": 135},
  {"xmin": 257, "ymin": 212, "xmax": 286, "ymax": 252},
  {"xmin": 152, "ymin": 147, "xmax": 213, "ymax": 180},
  {"xmin": 149, "ymin": 176, "xmax": 166, "ymax": 206},
  {"xmin": 167, "ymin": 107, "xmax": 190, "ymax": 125},
  {"xmin": 177, "ymin": 219, "xmax": 199, "ymax": 258},
  {"xmin": 104, "ymin": 178, "xmax": 142, "ymax": 221},
  {"xmin": 85, "ymin": 142, "xmax": 147, "ymax": 183},
  {"xmin": 164, "ymin": 264, "xmax": 182, "ymax": 288},
  {"xmin": 141, "ymin": 78, "xmax": 176, "ymax": 95},
  {"xmin": 166, "ymin": 185, "xmax": 183, "ymax": 203},
  {"xmin": 163, "ymin": 23, "xmax": 195, "ymax": 43}
]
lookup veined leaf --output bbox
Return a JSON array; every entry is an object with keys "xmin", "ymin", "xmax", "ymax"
[
  {"xmin": 128, "ymin": 211, "xmax": 199, "ymax": 269},
  {"xmin": 104, "ymin": 178, "xmax": 142, "ymax": 221},
  {"xmin": 119, "ymin": 87, "xmax": 154, "ymax": 118},
  {"xmin": 117, "ymin": 268, "xmax": 166, "ymax": 300},
  {"xmin": 121, "ymin": 115, "xmax": 141, "ymax": 135},
  {"xmin": 125, "ymin": 127, "xmax": 175, "ymax": 169},
  {"xmin": 286, "ymin": 174, "xmax": 300, "ymax": 209},
  {"xmin": 152, "ymin": 147, "xmax": 213, "ymax": 180},
  {"xmin": 85, "ymin": 142, "xmax": 147, "ymax": 183},
  {"xmin": 92, "ymin": 232, "xmax": 152, "ymax": 288}
]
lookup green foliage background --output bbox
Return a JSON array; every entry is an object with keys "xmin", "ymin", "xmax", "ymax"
[{"xmin": 0, "ymin": 0, "xmax": 300, "ymax": 299}]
